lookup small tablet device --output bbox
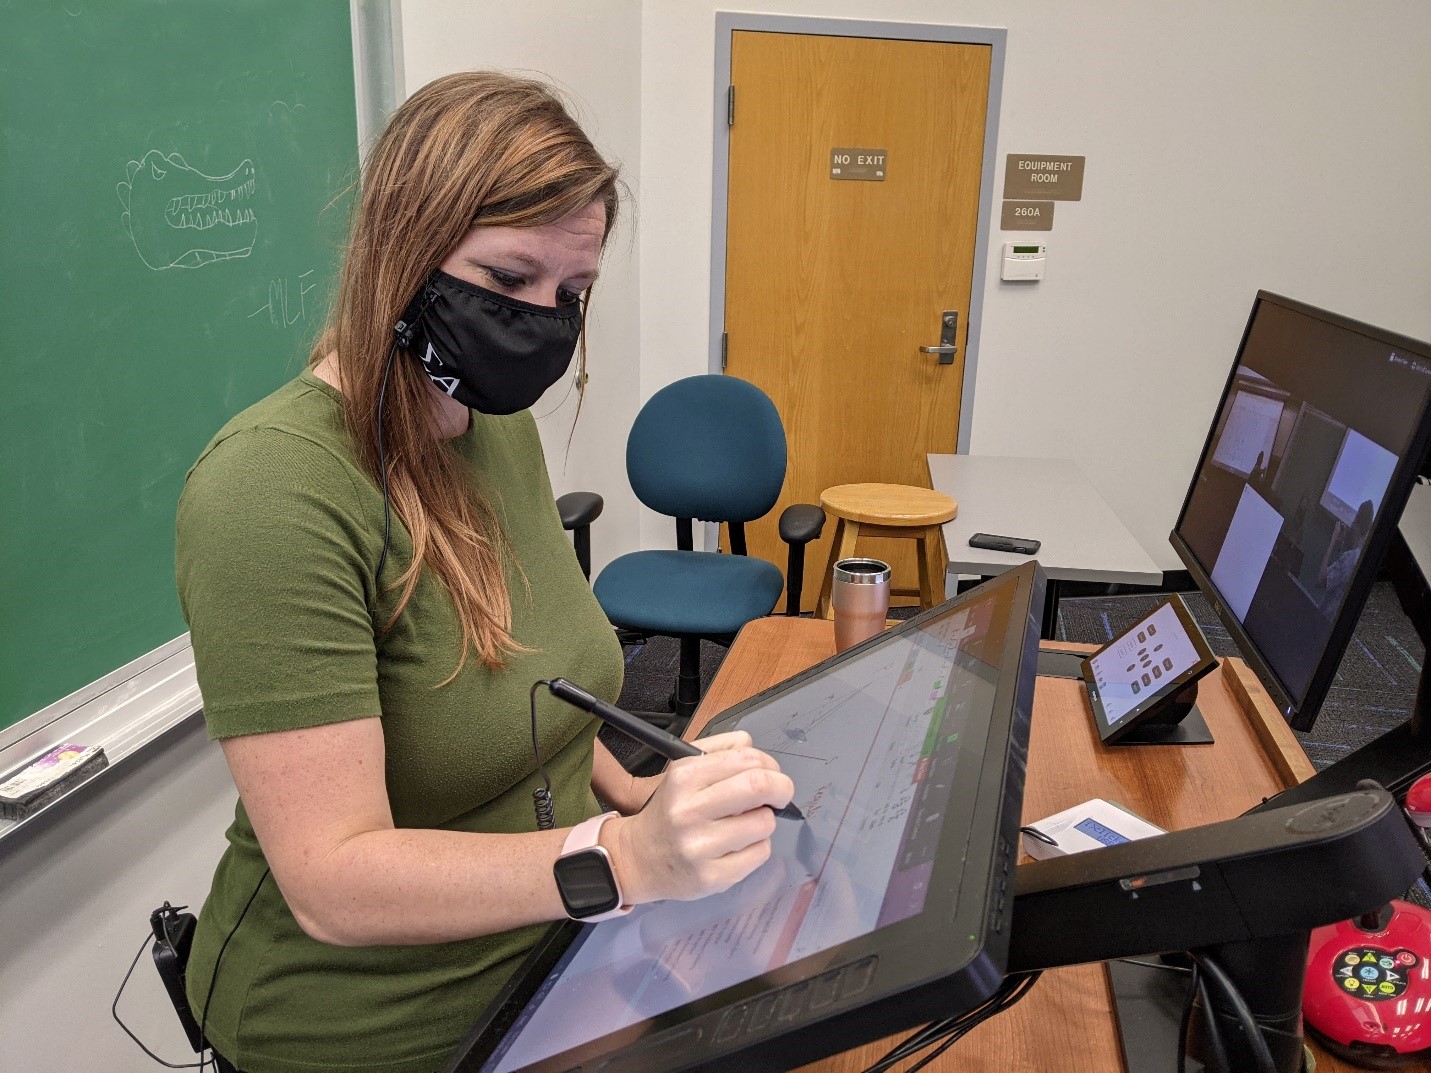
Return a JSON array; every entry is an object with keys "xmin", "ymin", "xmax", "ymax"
[
  {"xmin": 447, "ymin": 563, "xmax": 1046, "ymax": 1073},
  {"xmin": 1080, "ymin": 595, "xmax": 1218, "ymax": 746}
]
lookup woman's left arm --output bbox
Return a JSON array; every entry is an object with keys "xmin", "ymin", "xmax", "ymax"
[{"xmin": 592, "ymin": 739, "xmax": 662, "ymax": 814}]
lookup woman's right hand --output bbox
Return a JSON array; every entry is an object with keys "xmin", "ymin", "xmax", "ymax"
[{"xmin": 602, "ymin": 730, "xmax": 795, "ymax": 904}]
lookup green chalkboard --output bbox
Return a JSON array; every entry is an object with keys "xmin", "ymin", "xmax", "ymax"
[{"xmin": 0, "ymin": 1, "xmax": 359, "ymax": 731}]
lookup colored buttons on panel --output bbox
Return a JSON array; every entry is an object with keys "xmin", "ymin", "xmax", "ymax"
[{"xmin": 1335, "ymin": 947, "xmax": 1418, "ymax": 1000}]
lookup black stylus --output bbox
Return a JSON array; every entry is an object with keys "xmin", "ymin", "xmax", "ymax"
[{"xmin": 544, "ymin": 677, "xmax": 804, "ymax": 821}]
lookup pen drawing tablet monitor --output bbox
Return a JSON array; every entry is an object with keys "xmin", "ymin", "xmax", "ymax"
[
  {"xmin": 1080, "ymin": 594, "xmax": 1218, "ymax": 745},
  {"xmin": 1170, "ymin": 292, "xmax": 1431, "ymax": 731},
  {"xmin": 449, "ymin": 563, "xmax": 1046, "ymax": 1073}
]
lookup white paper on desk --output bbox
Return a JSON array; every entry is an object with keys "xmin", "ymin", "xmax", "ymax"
[{"xmin": 1022, "ymin": 798, "xmax": 1165, "ymax": 860}]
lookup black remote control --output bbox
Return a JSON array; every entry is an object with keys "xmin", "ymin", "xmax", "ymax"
[{"xmin": 969, "ymin": 532, "xmax": 1041, "ymax": 555}]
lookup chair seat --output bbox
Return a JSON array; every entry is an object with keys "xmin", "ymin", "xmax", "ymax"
[{"xmin": 595, "ymin": 550, "xmax": 785, "ymax": 636}]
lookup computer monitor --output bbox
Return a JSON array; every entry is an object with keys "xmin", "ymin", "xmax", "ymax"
[
  {"xmin": 1170, "ymin": 292, "xmax": 1431, "ymax": 786},
  {"xmin": 446, "ymin": 563, "xmax": 1045, "ymax": 1073}
]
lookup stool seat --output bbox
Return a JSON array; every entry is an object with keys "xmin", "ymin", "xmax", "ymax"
[
  {"xmin": 815, "ymin": 483, "xmax": 957, "ymax": 619},
  {"xmin": 820, "ymin": 483, "xmax": 958, "ymax": 527}
]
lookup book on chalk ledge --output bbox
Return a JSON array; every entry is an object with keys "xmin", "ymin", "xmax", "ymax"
[{"xmin": 0, "ymin": 743, "xmax": 109, "ymax": 820}]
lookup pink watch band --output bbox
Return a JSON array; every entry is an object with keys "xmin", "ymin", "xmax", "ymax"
[{"xmin": 559, "ymin": 811, "xmax": 633, "ymax": 921}]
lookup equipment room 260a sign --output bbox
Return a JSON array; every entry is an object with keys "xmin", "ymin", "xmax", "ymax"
[
  {"xmin": 830, "ymin": 148, "xmax": 887, "ymax": 181},
  {"xmin": 1003, "ymin": 154, "xmax": 1085, "ymax": 201}
]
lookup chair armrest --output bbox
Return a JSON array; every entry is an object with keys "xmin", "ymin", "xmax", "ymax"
[
  {"xmin": 557, "ymin": 491, "xmax": 604, "ymax": 531},
  {"xmin": 557, "ymin": 492, "xmax": 603, "ymax": 581},
  {"xmin": 778, "ymin": 504, "xmax": 825, "ymax": 616},
  {"xmin": 778, "ymin": 503, "xmax": 825, "ymax": 546}
]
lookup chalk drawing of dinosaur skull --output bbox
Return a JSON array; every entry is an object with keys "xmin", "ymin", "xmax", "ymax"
[{"xmin": 117, "ymin": 151, "xmax": 258, "ymax": 270}]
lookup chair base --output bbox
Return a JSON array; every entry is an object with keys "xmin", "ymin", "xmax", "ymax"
[
  {"xmin": 606, "ymin": 632, "xmax": 737, "ymax": 777},
  {"xmin": 606, "ymin": 715, "xmax": 687, "ymax": 778}
]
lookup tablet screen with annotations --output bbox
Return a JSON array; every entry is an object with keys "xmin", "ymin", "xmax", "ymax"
[{"xmin": 447, "ymin": 563, "xmax": 1045, "ymax": 1073}]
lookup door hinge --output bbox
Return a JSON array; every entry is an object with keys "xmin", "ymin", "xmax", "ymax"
[
  {"xmin": 727, "ymin": 85, "xmax": 735, "ymax": 127},
  {"xmin": 721, "ymin": 331, "xmax": 729, "ymax": 370}
]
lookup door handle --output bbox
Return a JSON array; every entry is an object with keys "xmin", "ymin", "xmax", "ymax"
[{"xmin": 919, "ymin": 310, "xmax": 959, "ymax": 365}]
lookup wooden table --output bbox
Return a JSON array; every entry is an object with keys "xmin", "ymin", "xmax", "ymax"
[{"xmin": 687, "ymin": 616, "xmax": 1405, "ymax": 1073}]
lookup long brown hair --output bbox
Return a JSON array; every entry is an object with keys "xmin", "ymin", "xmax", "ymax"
[{"xmin": 313, "ymin": 71, "xmax": 620, "ymax": 676}]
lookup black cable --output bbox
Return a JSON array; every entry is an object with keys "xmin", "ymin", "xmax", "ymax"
[
  {"xmin": 529, "ymin": 681, "xmax": 556, "ymax": 830},
  {"xmin": 1176, "ymin": 962, "xmax": 1200, "ymax": 1073},
  {"xmin": 379, "ymin": 280, "xmax": 442, "ymax": 584},
  {"xmin": 860, "ymin": 972, "xmax": 1041, "ymax": 1073},
  {"xmin": 1189, "ymin": 952, "xmax": 1278, "ymax": 1073},
  {"xmin": 196, "ymin": 869, "xmax": 271, "ymax": 1073},
  {"xmin": 373, "ymin": 339, "xmax": 399, "ymax": 584},
  {"xmin": 111, "ymin": 931, "xmax": 205, "ymax": 1068},
  {"xmin": 1119, "ymin": 956, "xmax": 1192, "ymax": 973},
  {"xmin": 1197, "ymin": 969, "xmax": 1231, "ymax": 1073},
  {"xmin": 903, "ymin": 974, "xmax": 1041, "ymax": 1073}
]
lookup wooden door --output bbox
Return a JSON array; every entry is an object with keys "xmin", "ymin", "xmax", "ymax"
[{"xmin": 722, "ymin": 31, "xmax": 990, "ymax": 609}]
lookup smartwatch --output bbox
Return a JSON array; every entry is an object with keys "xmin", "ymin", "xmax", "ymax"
[{"xmin": 553, "ymin": 811, "xmax": 634, "ymax": 922}]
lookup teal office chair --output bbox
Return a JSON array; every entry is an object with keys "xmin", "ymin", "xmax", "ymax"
[{"xmin": 582, "ymin": 375, "xmax": 824, "ymax": 745}]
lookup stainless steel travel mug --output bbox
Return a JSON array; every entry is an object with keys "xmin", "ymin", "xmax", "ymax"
[{"xmin": 832, "ymin": 558, "xmax": 892, "ymax": 652}]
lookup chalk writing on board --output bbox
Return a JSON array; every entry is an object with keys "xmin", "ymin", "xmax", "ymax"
[
  {"xmin": 116, "ymin": 151, "xmax": 258, "ymax": 270},
  {"xmin": 250, "ymin": 271, "xmax": 317, "ymax": 328}
]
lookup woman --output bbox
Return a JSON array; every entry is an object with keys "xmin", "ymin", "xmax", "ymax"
[{"xmin": 177, "ymin": 71, "xmax": 793, "ymax": 1073}]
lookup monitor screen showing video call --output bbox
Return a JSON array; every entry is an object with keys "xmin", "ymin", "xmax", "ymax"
[{"xmin": 1174, "ymin": 294, "xmax": 1431, "ymax": 719}]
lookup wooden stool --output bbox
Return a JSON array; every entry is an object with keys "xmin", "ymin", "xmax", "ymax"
[{"xmin": 815, "ymin": 483, "xmax": 958, "ymax": 619}]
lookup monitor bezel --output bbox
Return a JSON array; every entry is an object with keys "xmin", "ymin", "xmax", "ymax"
[
  {"xmin": 1169, "ymin": 290, "xmax": 1431, "ymax": 732},
  {"xmin": 446, "ymin": 563, "xmax": 1045, "ymax": 1073},
  {"xmin": 1080, "ymin": 594, "xmax": 1219, "ymax": 744}
]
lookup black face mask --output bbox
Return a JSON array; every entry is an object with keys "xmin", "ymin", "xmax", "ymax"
[{"xmin": 396, "ymin": 270, "xmax": 581, "ymax": 415}]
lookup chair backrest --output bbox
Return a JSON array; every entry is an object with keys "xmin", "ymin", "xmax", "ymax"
[{"xmin": 626, "ymin": 375, "xmax": 786, "ymax": 523}]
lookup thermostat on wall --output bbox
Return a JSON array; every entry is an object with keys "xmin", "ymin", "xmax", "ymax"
[{"xmin": 1002, "ymin": 242, "xmax": 1046, "ymax": 281}]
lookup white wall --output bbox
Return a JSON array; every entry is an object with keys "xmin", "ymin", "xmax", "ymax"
[
  {"xmin": 402, "ymin": 2, "xmax": 1431, "ymax": 571},
  {"xmin": 401, "ymin": 0, "xmax": 645, "ymax": 577},
  {"xmin": 0, "ymin": 721, "xmax": 235, "ymax": 1071},
  {"xmin": 638, "ymin": 0, "xmax": 1431, "ymax": 568}
]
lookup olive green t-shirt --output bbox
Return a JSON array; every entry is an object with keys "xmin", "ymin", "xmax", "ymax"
[{"xmin": 176, "ymin": 370, "xmax": 623, "ymax": 1073}]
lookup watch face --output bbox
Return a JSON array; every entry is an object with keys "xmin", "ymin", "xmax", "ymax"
[{"xmin": 554, "ymin": 849, "xmax": 620, "ymax": 918}]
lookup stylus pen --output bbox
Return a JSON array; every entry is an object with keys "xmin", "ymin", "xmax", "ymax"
[{"xmin": 545, "ymin": 677, "xmax": 804, "ymax": 821}]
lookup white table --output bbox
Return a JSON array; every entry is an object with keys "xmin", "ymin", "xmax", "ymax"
[
  {"xmin": 1398, "ymin": 480, "xmax": 1431, "ymax": 580},
  {"xmin": 926, "ymin": 454, "xmax": 1164, "ymax": 636}
]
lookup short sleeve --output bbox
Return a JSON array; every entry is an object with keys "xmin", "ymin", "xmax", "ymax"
[{"xmin": 177, "ymin": 429, "xmax": 381, "ymax": 738}]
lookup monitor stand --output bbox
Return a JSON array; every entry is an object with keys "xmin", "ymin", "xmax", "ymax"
[
  {"xmin": 1106, "ymin": 937, "xmax": 1311, "ymax": 1073},
  {"xmin": 1105, "ymin": 958, "xmax": 1191, "ymax": 1073}
]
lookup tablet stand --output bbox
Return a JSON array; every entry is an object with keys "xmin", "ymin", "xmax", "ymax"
[
  {"xmin": 1037, "ymin": 649, "xmax": 1216, "ymax": 744},
  {"xmin": 1110, "ymin": 679, "xmax": 1214, "ymax": 746},
  {"xmin": 1035, "ymin": 649, "xmax": 1085, "ymax": 679}
]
